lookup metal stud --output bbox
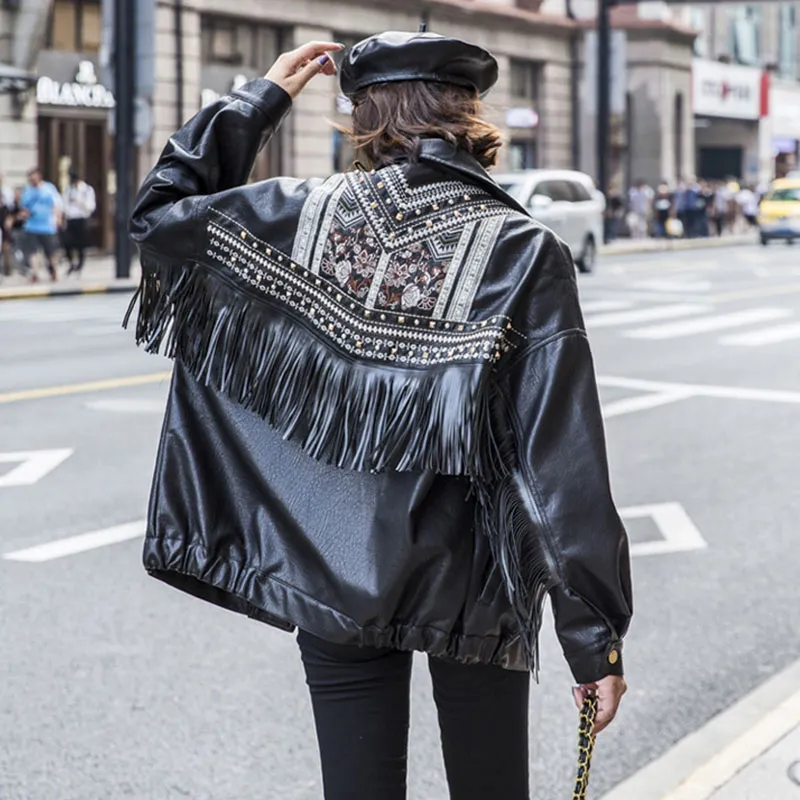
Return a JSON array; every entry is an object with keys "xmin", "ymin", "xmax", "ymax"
[
  {"xmin": 464, "ymin": 194, "xmax": 471, "ymax": 201},
  {"xmin": 240, "ymin": 232, "xmax": 247, "ymax": 239},
  {"xmin": 377, "ymin": 181, "xmax": 384, "ymax": 188},
  {"xmin": 365, "ymin": 310, "xmax": 371, "ymax": 317},
  {"xmin": 432, "ymin": 204, "xmax": 439, "ymax": 211},
  {"xmin": 336, "ymin": 293, "xmax": 342, "ymax": 301},
  {"xmin": 371, "ymin": 202, "xmax": 377, "ymax": 209},
  {"xmin": 398, "ymin": 316, "xmax": 405, "ymax": 324},
  {"xmin": 396, "ymin": 213, "xmax": 403, "ymax": 221},
  {"xmin": 426, "ymin": 220, "xmax": 433, "ymax": 228}
]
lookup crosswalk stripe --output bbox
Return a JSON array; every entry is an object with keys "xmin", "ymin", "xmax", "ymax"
[
  {"xmin": 626, "ymin": 308, "xmax": 792, "ymax": 340},
  {"xmin": 584, "ymin": 304, "xmax": 709, "ymax": 329},
  {"xmin": 719, "ymin": 321, "xmax": 800, "ymax": 346},
  {"xmin": 3, "ymin": 520, "xmax": 145, "ymax": 562},
  {"xmin": 579, "ymin": 299, "xmax": 633, "ymax": 313}
]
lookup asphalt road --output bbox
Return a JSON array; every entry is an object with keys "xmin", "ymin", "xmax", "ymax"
[{"xmin": 1, "ymin": 241, "xmax": 799, "ymax": 800}]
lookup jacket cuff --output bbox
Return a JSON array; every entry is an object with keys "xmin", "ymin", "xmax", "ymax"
[
  {"xmin": 231, "ymin": 79, "xmax": 293, "ymax": 129},
  {"xmin": 565, "ymin": 640, "xmax": 624, "ymax": 685}
]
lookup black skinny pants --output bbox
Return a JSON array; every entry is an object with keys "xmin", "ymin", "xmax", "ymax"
[{"xmin": 297, "ymin": 630, "xmax": 530, "ymax": 800}]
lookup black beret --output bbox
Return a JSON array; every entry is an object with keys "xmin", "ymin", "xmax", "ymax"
[{"xmin": 339, "ymin": 31, "xmax": 499, "ymax": 99}]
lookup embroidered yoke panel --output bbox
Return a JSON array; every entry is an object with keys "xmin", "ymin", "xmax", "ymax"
[{"xmin": 206, "ymin": 164, "xmax": 525, "ymax": 368}]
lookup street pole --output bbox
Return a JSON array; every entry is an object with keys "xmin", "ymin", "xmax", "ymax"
[
  {"xmin": 597, "ymin": 0, "xmax": 612, "ymax": 241},
  {"xmin": 113, "ymin": 0, "xmax": 136, "ymax": 279}
]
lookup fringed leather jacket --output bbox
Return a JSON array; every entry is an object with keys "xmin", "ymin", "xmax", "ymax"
[{"xmin": 127, "ymin": 79, "xmax": 632, "ymax": 683}]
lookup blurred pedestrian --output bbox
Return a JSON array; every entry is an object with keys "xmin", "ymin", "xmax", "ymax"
[
  {"xmin": 737, "ymin": 184, "xmax": 759, "ymax": 228},
  {"xmin": 698, "ymin": 180, "xmax": 713, "ymax": 237},
  {"xmin": 627, "ymin": 179, "xmax": 653, "ymax": 239},
  {"xmin": 20, "ymin": 167, "xmax": 62, "ymax": 282},
  {"xmin": 0, "ymin": 173, "xmax": 12, "ymax": 275},
  {"xmin": 62, "ymin": 170, "xmax": 96, "ymax": 275},
  {"xmin": 652, "ymin": 182, "xmax": 672, "ymax": 238},
  {"xmin": 712, "ymin": 180, "xmax": 732, "ymax": 237},
  {"xmin": 605, "ymin": 182, "xmax": 624, "ymax": 241},
  {"xmin": 127, "ymin": 32, "xmax": 632, "ymax": 798},
  {"xmin": 3, "ymin": 188, "xmax": 29, "ymax": 276}
]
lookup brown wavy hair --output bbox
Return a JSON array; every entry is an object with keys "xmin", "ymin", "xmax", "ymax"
[{"xmin": 343, "ymin": 81, "xmax": 502, "ymax": 169}]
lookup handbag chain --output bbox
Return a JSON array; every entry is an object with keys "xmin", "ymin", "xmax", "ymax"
[{"xmin": 573, "ymin": 695, "xmax": 598, "ymax": 800}]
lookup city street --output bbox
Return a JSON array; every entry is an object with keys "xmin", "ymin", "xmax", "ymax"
[{"xmin": 2, "ymin": 241, "xmax": 800, "ymax": 799}]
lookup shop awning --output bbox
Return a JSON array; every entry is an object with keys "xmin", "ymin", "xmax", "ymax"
[{"xmin": 0, "ymin": 63, "xmax": 36, "ymax": 95}]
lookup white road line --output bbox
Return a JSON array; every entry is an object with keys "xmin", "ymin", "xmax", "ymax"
[
  {"xmin": 585, "ymin": 304, "xmax": 710, "ymax": 329},
  {"xmin": 601, "ymin": 657, "xmax": 800, "ymax": 800},
  {"xmin": 720, "ymin": 321, "xmax": 800, "ymax": 346},
  {"xmin": 579, "ymin": 299, "xmax": 633, "ymax": 313},
  {"xmin": 597, "ymin": 375, "xmax": 800, "ymax": 405},
  {"xmin": 621, "ymin": 503, "xmax": 707, "ymax": 557},
  {"xmin": 0, "ymin": 449, "xmax": 73, "ymax": 487},
  {"xmin": 602, "ymin": 391, "xmax": 691, "ymax": 419},
  {"xmin": 2, "ymin": 521, "xmax": 145, "ymax": 562},
  {"xmin": 626, "ymin": 308, "xmax": 792, "ymax": 340}
]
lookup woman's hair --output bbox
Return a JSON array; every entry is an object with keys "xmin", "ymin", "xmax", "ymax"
[{"xmin": 343, "ymin": 81, "xmax": 502, "ymax": 170}]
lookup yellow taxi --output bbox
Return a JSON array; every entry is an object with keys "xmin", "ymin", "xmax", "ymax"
[{"xmin": 758, "ymin": 178, "xmax": 800, "ymax": 245}]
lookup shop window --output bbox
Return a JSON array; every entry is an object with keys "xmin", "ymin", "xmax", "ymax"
[
  {"xmin": 46, "ymin": 0, "xmax": 101, "ymax": 53},
  {"xmin": 779, "ymin": 5, "xmax": 797, "ymax": 79},
  {"xmin": 509, "ymin": 140, "xmax": 537, "ymax": 171},
  {"xmin": 202, "ymin": 18, "xmax": 241, "ymax": 65},
  {"xmin": 510, "ymin": 59, "xmax": 540, "ymax": 102},
  {"xmin": 690, "ymin": 8, "xmax": 708, "ymax": 58},
  {"xmin": 729, "ymin": 6, "xmax": 761, "ymax": 67}
]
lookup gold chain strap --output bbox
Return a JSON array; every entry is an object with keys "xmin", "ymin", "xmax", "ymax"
[{"xmin": 573, "ymin": 695, "xmax": 598, "ymax": 800}]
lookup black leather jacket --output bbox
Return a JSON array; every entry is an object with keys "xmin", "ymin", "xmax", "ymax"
[{"xmin": 128, "ymin": 79, "xmax": 632, "ymax": 683}]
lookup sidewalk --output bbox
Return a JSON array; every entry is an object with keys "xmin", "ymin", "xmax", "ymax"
[
  {"xmin": 708, "ymin": 723, "xmax": 800, "ymax": 799},
  {"xmin": 601, "ymin": 660, "xmax": 800, "ymax": 800},
  {"xmin": 0, "ymin": 231, "xmax": 760, "ymax": 300},
  {"xmin": 600, "ymin": 231, "xmax": 758, "ymax": 257},
  {"xmin": 0, "ymin": 254, "xmax": 140, "ymax": 300}
]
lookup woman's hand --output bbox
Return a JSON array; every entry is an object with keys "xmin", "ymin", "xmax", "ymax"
[
  {"xmin": 572, "ymin": 674, "xmax": 627, "ymax": 734},
  {"xmin": 264, "ymin": 41, "xmax": 343, "ymax": 100}
]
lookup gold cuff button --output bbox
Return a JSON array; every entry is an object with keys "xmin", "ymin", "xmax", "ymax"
[{"xmin": 608, "ymin": 649, "xmax": 619, "ymax": 665}]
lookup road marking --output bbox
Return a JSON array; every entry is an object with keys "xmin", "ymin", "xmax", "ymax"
[
  {"xmin": 662, "ymin": 690, "xmax": 800, "ymax": 799},
  {"xmin": 600, "ymin": 657, "xmax": 800, "ymax": 800},
  {"xmin": 597, "ymin": 375, "xmax": 800, "ymax": 406},
  {"xmin": 585, "ymin": 304, "xmax": 710, "ymax": 328},
  {"xmin": 720, "ymin": 321, "xmax": 800, "ymax": 346},
  {"xmin": 633, "ymin": 279, "xmax": 713, "ymax": 293},
  {"xmin": 602, "ymin": 391, "xmax": 691, "ymax": 419},
  {"xmin": 2, "ymin": 520, "xmax": 145, "ymax": 562},
  {"xmin": 0, "ymin": 371, "xmax": 172, "ymax": 404},
  {"xmin": 85, "ymin": 398, "xmax": 164, "ymax": 413},
  {"xmin": 0, "ymin": 449, "xmax": 73, "ymax": 487},
  {"xmin": 620, "ymin": 503, "xmax": 707, "ymax": 557},
  {"xmin": 711, "ymin": 282, "xmax": 800, "ymax": 303},
  {"xmin": 579, "ymin": 299, "xmax": 633, "ymax": 313},
  {"xmin": 626, "ymin": 308, "xmax": 792, "ymax": 339}
]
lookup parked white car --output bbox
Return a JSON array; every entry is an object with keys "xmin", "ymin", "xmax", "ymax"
[{"xmin": 494, "ymin": 169, "xmax": 605, "ymax": 273}]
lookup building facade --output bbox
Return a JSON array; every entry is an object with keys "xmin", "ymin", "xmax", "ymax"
[{"xmin": 0, "ymin": 0, "xmax": 578, "ymax": 252}]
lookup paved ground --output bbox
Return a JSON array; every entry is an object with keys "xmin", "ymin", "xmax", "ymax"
[{"xmin": 1, "ymin": 241, "xmax": 799, "ymax": 799}]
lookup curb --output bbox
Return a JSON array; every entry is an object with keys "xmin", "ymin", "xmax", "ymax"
[
  {"xmin": 601, "ymin": 235, "xmax": 758, "ymax": 257},
  {"xmin": 0, "ymin": 282, "xmax": 138, "ymax": 301}
]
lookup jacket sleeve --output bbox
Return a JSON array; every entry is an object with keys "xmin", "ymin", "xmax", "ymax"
[
  {"xmin": 504, "ymin": 239, "xmax": 633, "ymax": 684},
  {"xmin": 129, "ymin": 79, "xmax": 292, "ymax": 259}
]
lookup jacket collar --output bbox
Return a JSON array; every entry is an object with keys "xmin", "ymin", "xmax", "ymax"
[{"xmin": 417, "ymin": 139, "xmax": 530, "ymax": 218}]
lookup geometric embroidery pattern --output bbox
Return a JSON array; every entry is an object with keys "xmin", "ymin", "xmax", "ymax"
[{"xmin": 205, "ymin": 207, "xmax": 526, "ymax": 369}]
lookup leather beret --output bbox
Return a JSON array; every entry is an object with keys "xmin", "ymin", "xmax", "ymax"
[{"xmin": 339, "ymin": 31, "xmax": 499, "ymax": 99}]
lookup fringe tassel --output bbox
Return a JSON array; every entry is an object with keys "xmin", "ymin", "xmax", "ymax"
[
  {"xmin": 124, "ymin": 257, "xmax": 507, "ymax": 477},
  {"xmin": 125, "ymin": 256, "xmax": 553, "ymax": 673}
]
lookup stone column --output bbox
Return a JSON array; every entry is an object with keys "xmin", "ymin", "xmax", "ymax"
[{"xmin": 288, "ymin": 25, "xmax": 335, "ymax": 179}]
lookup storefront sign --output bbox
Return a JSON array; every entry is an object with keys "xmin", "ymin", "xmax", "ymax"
[
  {"xmin": 36, "ymin": 61, "xmax": 115, "ymax": 109},
  {"xmin": 770, "ymin": 82, "xmax": 800, "ymax": 138},
  {"xmin": 505, "ymin": 107, "xmax": 539, "ymax": 129},
  {"xmin": 201, "ymin": 74, "xmax": 250, "ymax": 107},
  {"xmin": 692, "ymin": 59, "xmax": 763, "ymax": 120}
]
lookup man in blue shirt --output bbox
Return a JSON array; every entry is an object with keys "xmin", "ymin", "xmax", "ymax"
[{"xmin": 20, "ymin": 167, "xmax": 63, "ymax": 282}]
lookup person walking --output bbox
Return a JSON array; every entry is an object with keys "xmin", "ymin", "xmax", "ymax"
[
  {"xmin": 0, "ymin": 174, "xmax": 12, "ymax": 276},
  {"xmin": 627, "ymin": 179, "xmax": 653, "ymax": 239},
  {"xmin": 127, "ymin": 32, "xmax": 632, "ymax": 800},
  {"xmin": 652, "ymin": 182, "xmax": 672, "ymax": 238},
  {"xmin": 62, "ymin": 170, "xmax": 96, "ymax": 275},
  {"xmin": 20, "ymin": 167, "xmax": 62, "ymax": 282}
]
